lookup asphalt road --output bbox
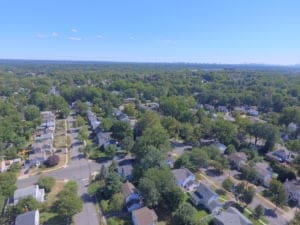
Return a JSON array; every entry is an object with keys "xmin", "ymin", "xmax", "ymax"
[{"xmin": 17, "ymin": 115, "xmax": 106, "ymax": 225}]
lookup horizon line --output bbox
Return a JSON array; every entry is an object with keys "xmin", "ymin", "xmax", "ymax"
[{"xmin": 0, "ymin": 58, "xmax": 299, "ymax": 67}]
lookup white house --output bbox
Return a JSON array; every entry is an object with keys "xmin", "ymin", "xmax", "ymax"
[
  {"xmin": 172, "ymin": 168, "xmax": 196, "ymax": 190},
  {"xmin": 14, "ymin": 185, "xmax": 45, "ymax": 204},
  {"xmin": 191, "ymin": 183, "xmax": 221, "ymax": 212}
]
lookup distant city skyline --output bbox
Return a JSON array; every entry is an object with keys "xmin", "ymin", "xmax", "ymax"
[{"xmin": 1, "ymin": 0, "xmax": 300, "ymax": 65}]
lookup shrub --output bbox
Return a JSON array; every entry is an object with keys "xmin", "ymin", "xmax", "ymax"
[
  {"xmin": 45, "ymin": 155, "xmax": 60, "ymax": 167},
  {"xmin": 222, "ymin": 178, "xmax": 234, "ymax": 192},
  {"xmin": 216, "ymin": 188, "xmax": 226, "ymax": 196}
]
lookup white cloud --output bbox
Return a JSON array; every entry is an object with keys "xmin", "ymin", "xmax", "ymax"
[
  {"xmin": 68, "ymin": 36, "xmax": 82, "ymax": 41},
  {"xmin": 96, "ymin": 34, "xmax": 103, "ymax": 39},
  {"xmin": 158, "ymin": 39, "xmax": 177, "ymax": 45},
  {"xmin": 128, "ymin": 33, "xmax": 135, "ymax": 40},
  {"xmin": 71, "ymin": 28, "xmax": 78, "ymax": 33},
  {"xmin": 36, "ymin": 33, "xmax": 47, "ymax": 38},
  {"xmin": 52, "ymin": 32, "xmax": 59, "ymax": 37}
]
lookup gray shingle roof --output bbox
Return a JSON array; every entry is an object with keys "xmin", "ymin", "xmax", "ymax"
[
  {"xmin": 172, "ymin": 168, "xmax": 193, "ymax": 183},
  {"xmin": 214, "ymin": 207, "xmax": 252, "ymax": 225},
  {"xmin": 15, "ymin": 210, "xmax": 39, "ymax": 225}
]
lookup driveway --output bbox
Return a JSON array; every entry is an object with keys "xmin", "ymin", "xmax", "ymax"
[{"xmin": 17, "ymin": 114, "xmax": 107, "ymax": 225}]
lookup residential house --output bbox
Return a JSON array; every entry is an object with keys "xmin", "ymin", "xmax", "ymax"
[
  {"xmin": 287, "ymin": 122, "xmax": 298, "ymax": 133},
  {"xmin": 165, "ymin": 155, "xmax": 174, "ymax": 168},
  {"xmin": 246, "ymin": 108, "xmax": 259, "ymax": 117},
  {"xmin": 139, "ymin": 102, "xmax": 159, "ymax": 111},
  {"xmin": 284, "ymin": 180, "xmax": 300, "ymax": 207},
  {"xmin": 267, "ymin": 148, "xmax": 297, "ymax": 163},
  {"xmin": 14, "ymin": 185, "xmax": 45, "ymax": 204},
  {"xmin": 228, "ymin": 152, "xmax": 248, "ymax": 169},
  {"xmin": 172, "ymin": 168, "xmax": 197, "ymax": 190},
  {"xmin": 97, "ymin": 132, "xmax": 111, "ymax": 147},
  {"xmin": 212, "ymin": 143, "xmax": 227, "ymax": 154},
  {"xmin": 132, "ymin": 207, "xmax": 157, "ymax": 225},
  {"xmin": 124, "ymin": 98, "xmax": 136, "ymax": 104},
  {"xmin": 253, "ymin": 162, "xmax": 273, "ymax": 187},
  {"xmin": 15, "ymin": 210, "xmax": 39, "ymax": 225},
  {"xmin": 217, "ymin": 106, "xmax": 229, "ymax": 113},
  {"xmin": 87, "ymin": 110, "xmax": 101, "ymax": 131},
  {"xmin": 118, "ymin": 157, "xmax": 134, "ymax": 180},
  {"xmin": 118, "ymin": 164, "xmax": 133, "ymax": 180},
  {"xmin": 0, "ymin": 158, "xmax": 21, "ymax": 173},
  {"xmin": 214, "ymin": 207, "xmax": 252, "ymax": 225},
  {"xmin": 121, "ymin": 181, "xmax": 141, "ymax": 212},
  {"xmin": 191, "ymin": 183, "xmax": 221, "ymax": 212},
  {"xmin": 27, "ymin": 152, "xmax": 46, "ymax": 168}
]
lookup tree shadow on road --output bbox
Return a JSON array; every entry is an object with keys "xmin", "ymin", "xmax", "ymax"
[{"xmin": 264, "ymin": 208, "xmax": 277, "ymax": 218}]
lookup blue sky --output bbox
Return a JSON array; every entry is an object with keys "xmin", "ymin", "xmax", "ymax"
[{"xmin": 1, "ymin": 0, "xmax": 300, "ymax": 64}]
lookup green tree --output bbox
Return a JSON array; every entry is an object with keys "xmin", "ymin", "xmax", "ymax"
[
  {"xmin": 78, "ymin": 126, "xmax": 89, "ymax": 142},
  {"xmin": 109, "ymin": 193, "xmax": 124, "ymax": 212},
  {"xmin": 0, "ymin": 172, "xmax": 17, "ymax": 197},
  {"xmin": 213, "ymin": 119, "xmax": 238, "ymax": 145},
  {"xmin": 103, "ymin": 172, "xmax": 122, "ymax": 199},
  {"xmin": 37, "ymin": 176, "xmax": 55, "ymax": 193},
  {"xmin": 104, "ymin": 145, "xmax": 116, "ymax": 159},
  {"xmin": 15, "ymin": 196, "xmax": 41, "ymax": 214},
  {"xmin": 134, "ymin": 111, "xmax": 160, "ymax": 137},
  {"xmin": 133, "ymin": 124, "xmax": 170, "ymax": 156},
  {"xmin": 23, "ymin": 105, "xmax": 41, "ymax": 122},
  {"xmin": 124, "ymin": 103, "xmax": 137, "ymax": 117},
  {"xmin": 111, "ymin": 121, "xmax": 132, "ymax": 141},
  {"xmin": 222, "ymin": 178, "xmax": 234, "ymax": 192},
  {"xmin": 254, "ymin": 205, "xmax": 265, "ymax": 219},
  {"xmin": 138, "ymin": 168, "xmax": 183, "ymax": 211},
  {"xmin": 74, "ymin": 115, "xmax": 86, "ymax": 127},
  {"xmin": 55, "ymin": 194, "xmax": 83, "ymax": 219},
  {"xmin": 269, "ymin": 179, "xmax": 287, "ymax": 207},
  {"xmin": 172, "ymin": 202, "xmax": 197, "ymax": 225}
]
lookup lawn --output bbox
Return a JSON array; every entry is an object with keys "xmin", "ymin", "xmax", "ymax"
[
  {"xmin": 243, "ymin": 208, "xmax": 268, "ymax": 225},
  {"xmin": 194, "ymin": 209, "xmax": 208, "ymax": 220}
]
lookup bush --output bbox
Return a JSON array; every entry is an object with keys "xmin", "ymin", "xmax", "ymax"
[
  {"xmin": 45, "ymin": 155, "xmax": 60, "ymax": 167},
  {"xmin": 222, "ymin": 178, "xmax": 234, "ymax": 192},
  {"xmin": 37, "ymin": 177, "xmax": 55, "ymax": 193}
]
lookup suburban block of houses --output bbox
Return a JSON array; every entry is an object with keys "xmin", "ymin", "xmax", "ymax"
[
  {"xmin": 13, "ymin": 185, "xmax": 45, "ymax": 205},
  {"xmin": 132, "ymin": 207, "xmax": 158, "ymax": 225},
  {"xmin": 27, "ymin": 111, "xmax": 56, "ymax": 168},
  {"xmin": 15, "ymin": 210, "xmax": 39, "ymax": 225},
  {"xmin": 121, "ymin": 181, "xmax": 142, "ymax": 212}
]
